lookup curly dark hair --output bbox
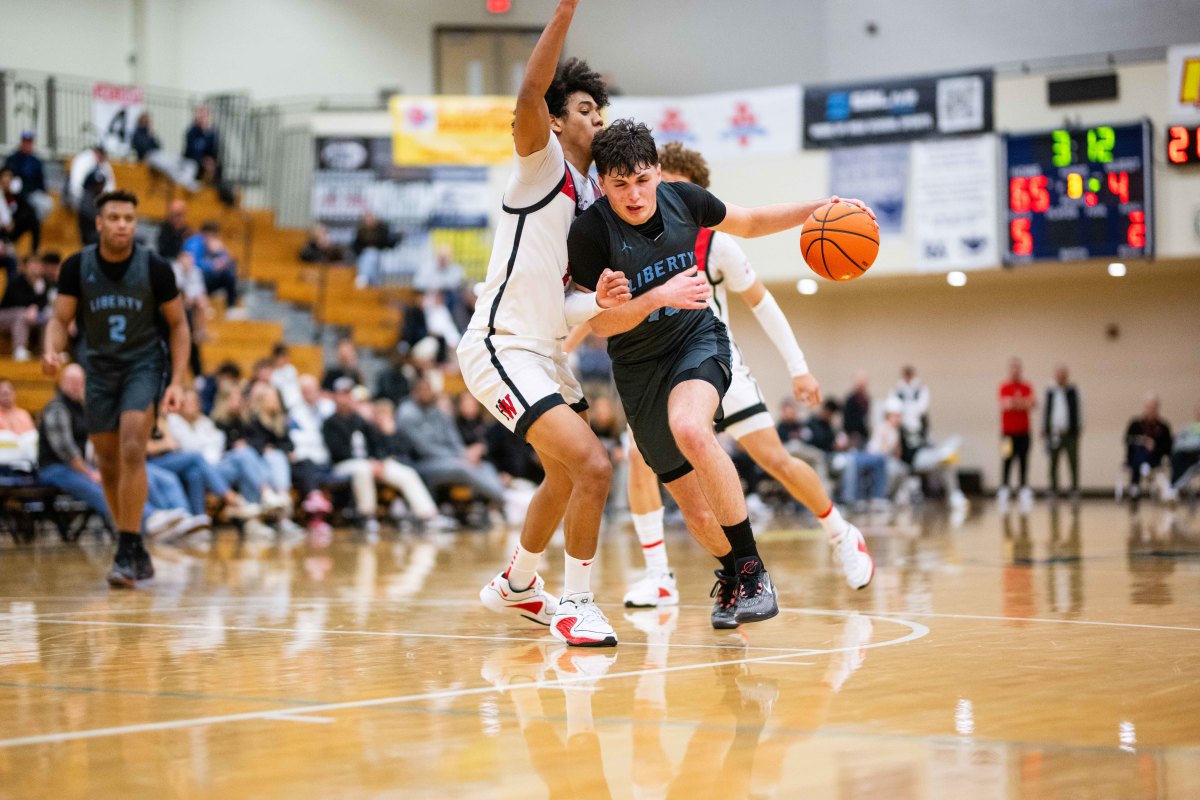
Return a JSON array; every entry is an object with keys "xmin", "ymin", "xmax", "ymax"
[
  {"xmin": 544, "ymin": 57, "xmax": 608, "ymax": 118},
  {"xmin": 591, "ymin": 118, "xmax": 658, "ymax": 179},
  {"xmin": 95, "ymin": 189, "xmax": 139, "ymax": 211},
  {"xmin": 657, "ymin": 142, "xmax": 711, "ymax": 189}
]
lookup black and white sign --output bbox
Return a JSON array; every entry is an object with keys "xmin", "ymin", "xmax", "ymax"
[
  {"xmin": 804, "ymin": 71, "xmax": 992, "ymax": 148},
  {"xmin": 911, "ymin": 135, "xmax": 1000, "ymax": 272},
  {"xmin": 92, "ymin": 83, "xmax": 144, "ymax": 158}
]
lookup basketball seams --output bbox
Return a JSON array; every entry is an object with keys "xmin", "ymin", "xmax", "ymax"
[
  {"xmin": 811, "ymin": 227, "xmax": 879, "ymax": 244},
  {"xmin": 803, "ymin": 201, "xmax": 878, "ymax": 280}
]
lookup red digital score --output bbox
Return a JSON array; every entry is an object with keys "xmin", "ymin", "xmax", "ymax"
[
  {"xmin": 487, "ymin": 0, "xmax": 511, "ymax": 12},
  {"xmin": 1107, "ymin": 171, "xmax": 1129, "ymax": 203},
  {"xmin": 1010, "ymin": 218, "xmax": 1033, "ymax": 256},
  {"xmin": 1128, "ymin": 210, "xmax": 1146, "ymax": 248},
  {"xmin": 1167, "ymin": 125, "xmax": 1200, "ymax": 165},
  {"xmin": 1008, "ymin": 175, "xmax": 1050, "ymax": 213}
]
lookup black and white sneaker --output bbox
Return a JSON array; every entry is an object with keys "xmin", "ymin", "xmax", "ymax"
[
  {"xmin": 710, "ymin": 570, "xmax": 739, "ymax": 629},
  {"xmin": 733, "ymin": 557, "xmax": 778, "ymax": 624},
  {"xmin": 132, "ymin": 545, "xmax": 155, "ymax": 582},
  {"xmin": 106, "ymin": 552, "xmax": 138, "ymax": 588}
]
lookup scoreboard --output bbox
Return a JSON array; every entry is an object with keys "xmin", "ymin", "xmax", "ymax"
[{"xmin": 1003, "ymin": 120, "xmax": 1152, "ymax": 264}]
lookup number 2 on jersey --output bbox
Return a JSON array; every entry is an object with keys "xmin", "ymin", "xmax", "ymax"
[{"xmin": 108, "ymin": 315, "xmax": 127, "ymax": 343}]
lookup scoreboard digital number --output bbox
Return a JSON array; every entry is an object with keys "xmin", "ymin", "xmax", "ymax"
[
  {"xmin": 1167, "ymin": 125, "xmax": 1200, "ymax": 165},
  {"xmin": 1004, "ymin": 120, "xmax": 1152, "ymax": 264}
]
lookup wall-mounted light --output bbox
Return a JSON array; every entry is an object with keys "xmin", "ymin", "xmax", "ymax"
[
  {"xmin": 947, "ymin": 271, "xmax": 967, "ymax": 287},
  {"xmin": 1108, "ymin": 262, "xmax": 1127, "ymax": 277},
  {"xmin": 797, "ymin": 278, "xmax": 819, "ymax": 296}
]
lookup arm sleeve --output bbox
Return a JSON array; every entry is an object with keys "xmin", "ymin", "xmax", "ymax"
[
  {"xmin": 149, "ymin": 254, "xmax": 181, "ymax": 304},
  {"xmin": 57, "ymin": 255, "xmax": 82, "ymax": 298},
  {"xmin": 42, "ymin": 404, "xmax": 82, "ymax": 464},
  {"xmin": 749, "ymin": 290, "xmax": 809, "ymax": 376},
  {"xmin": 710, "ymin": 233, "xmax": 756, "ymax": 293},
  {"xmin": 672, "ymin": 181, "xmax": 727, "ymax": 227},
  {"xmin": 563, "ymin": 287, "xmax": 602, "ymax": 326},
  {"xmin": 566, "ymin": 210, "xmax": 612, "ymax": 292}
]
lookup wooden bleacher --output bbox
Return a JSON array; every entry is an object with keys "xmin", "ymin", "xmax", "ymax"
[{"xmin": 2, "ymin": 162, "xmax": 412, "ymax": 414}]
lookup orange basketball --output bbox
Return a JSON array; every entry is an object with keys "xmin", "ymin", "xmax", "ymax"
[{"xmin": 799, "ymin": 201, "xmax": 880, "ymax": 281}]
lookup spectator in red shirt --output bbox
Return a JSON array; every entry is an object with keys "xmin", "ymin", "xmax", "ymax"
[{"xmin": 998, "ymin": 357, "xmax": 1036, "ymax": 511}]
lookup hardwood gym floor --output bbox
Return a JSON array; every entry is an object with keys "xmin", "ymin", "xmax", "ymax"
[{"xmin": 0, "ymin": 501, "xmax": 1197, "ymax": 798}]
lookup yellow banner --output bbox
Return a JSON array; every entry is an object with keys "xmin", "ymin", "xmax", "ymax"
[{"xmin": 390, "ymin": 96, "xmax": 515, "ymax": 165}]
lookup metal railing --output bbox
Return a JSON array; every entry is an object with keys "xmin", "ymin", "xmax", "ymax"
[{"xmin": 0, "ymin": 67, "xmax": 267, "ymax": 187}]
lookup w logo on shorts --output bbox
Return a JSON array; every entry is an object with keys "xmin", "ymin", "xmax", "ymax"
[{"xmin": 496, "ymin": 394, "xmax": 518, "ymax": 421}]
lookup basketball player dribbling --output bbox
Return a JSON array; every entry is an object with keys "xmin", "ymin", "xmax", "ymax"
[
  {"xmin": 568, "ymin": 121, "xmax": 876, "ymax": 628},
  {"xmin": 611, "ymin": 143, "xmax": 875, "ymax": 610},
  {"xmin": 42, "ymin": 189, "xmax": 191, "ymax": 588},
  {"xmin": 459, "ymin": 0, "xmax": 632, "ymax": 647}
]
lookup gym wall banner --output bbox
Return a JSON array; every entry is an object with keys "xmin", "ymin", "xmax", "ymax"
[
  {"xmin": 390, "ymin": 96, "xmax": 515, "ymax": 166},
  {"xmin": 804, "ymin": 71, "xmax": 993, "ymax": 148},
  {"xmin": 1167, "ymin": 43, "xmax": 1200, "ymax": 123},
  {"xmin": 92, "ymin": 83, "xmax": 145, "ymax": 158},
  {"xmin": 606, "ymin": 85, "xmax": 801, "ymax": 160},
  {"xmin": 910, "ymin": 134, "xmax": 1000, "ymax": 272},
  {"xmin": 828, "ymin": 143, "xmax": 909, "ymax": 234}
]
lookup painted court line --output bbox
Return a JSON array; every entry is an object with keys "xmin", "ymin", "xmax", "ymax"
[
  {"xmin": 0, "ymin": 612, "xmax": 928, "ymax": 748},
  {"xmin": 262, "ymin": 714, "xmax": 334, "ymax": 725},
  {"xmin": 20, "ymin": 618, "xmax": 830, "ymax": 654}
]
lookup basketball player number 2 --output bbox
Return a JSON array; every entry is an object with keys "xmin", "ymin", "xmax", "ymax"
[{"xmin": 108, "ymin": 316, "xmax": 127, "ymax": 343}]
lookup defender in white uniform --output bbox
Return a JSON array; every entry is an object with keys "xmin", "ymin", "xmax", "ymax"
[
  {"xmin": 615, "ymin": 143, "xmax": 875, "ymax": 609},
  {"xmin": 461, "ymin": 0, "xmax": 631, "ymax": 648}
]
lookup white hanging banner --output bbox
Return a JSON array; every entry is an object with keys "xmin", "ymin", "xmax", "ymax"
[
  {"xmin": 92, "ymin": 83, "xmax": 145, "ymax": 158},
  {"xmin": 829, "ymin": 143, "xmax": 909, "ymax": 234},
  {"xmin": 607, "ymin": 85, "xmax": 800, "ymax": 160},
  {"xmin": 1167, "ymin": 43, "xmax": 1200, "ymax": 123},
  {"xmin": 911, "ymin": 134, "xmax": 999, "ymax": 272}
]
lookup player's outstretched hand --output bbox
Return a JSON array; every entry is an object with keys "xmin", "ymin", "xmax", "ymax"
[
  {"xmin": 658, "ymin": 267, "xmax": 710, "ymax": 310},
  {"xmin": 41, "ymin": 351, "xmax": 62, "ymax": 378},
  {"xmin": 829, "ymin": 195, "xmax": 877, "ymax": 221},
  {"xmin": 596, "ymin": 269, "xmax": 632, "ymax": 308},
  {"xmin": 161, "ymin": 382, "xmax": 185, "ymax": 414},
  {"xmin": 792, "ymin": 373, "xmax": 822, "ymax": 408}
]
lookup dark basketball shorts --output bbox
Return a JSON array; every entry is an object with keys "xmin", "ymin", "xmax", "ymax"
[
  {"xmin": 614, "ymin": 328, "xmax": 732, "ymax": 483},
  {"xmin": 83, "ymin": 356, "xmax": 167, "ymax": 434}
]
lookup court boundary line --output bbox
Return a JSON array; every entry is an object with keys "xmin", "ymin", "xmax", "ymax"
[{"xmin": 0, "ymin": 611, "xmax": 928, "ymax": 749}]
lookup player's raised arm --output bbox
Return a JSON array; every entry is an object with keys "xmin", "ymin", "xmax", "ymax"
[
  {"xmin": 513, "ymin": 0, "xmax": 580, "ymax": 156},
  {"xmin": 715, "ymin": 196, "xmax": 876, "ymax": 239}
]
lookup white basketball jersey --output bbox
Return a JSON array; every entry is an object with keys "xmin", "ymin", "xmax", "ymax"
[
  {"xmin": 468, "ymin": 135, "xmax": 599, "ymax": 346},
  {"xmin": 703, "ymin": 231, "xmax": 757, "ymax": 368}
]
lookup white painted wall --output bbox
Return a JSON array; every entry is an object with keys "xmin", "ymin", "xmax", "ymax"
[
  {"xmin": 821, "ymin": 0, "xmax": 1200, "ymax": 81},
  {"xmin": 8, "ymin": 0, "xmax": 1200, "ymax": 99}
]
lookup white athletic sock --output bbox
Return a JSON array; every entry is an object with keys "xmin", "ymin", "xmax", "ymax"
[
  {"xmin": 505, "ymin": 544, "xmax": 541, "ymax": 591},
  {"xmin": 632, "ymin": 509, "xmax": 668, "ymax": 572},
  {"xmin": 818, "ymin": 503, "xmax": 850, "ymax": 540},
  {"xmin": 564, "ymin": 553, "xmax": 593, "ymax": 597}
]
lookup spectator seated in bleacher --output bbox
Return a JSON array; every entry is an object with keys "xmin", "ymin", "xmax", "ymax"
[
  {"xmin": 842, "ymin": 371, "xmax": 872, "ymax": 450},
  {"xmin": 184, "ymin": 105, "xmax": 235, "ymax": 206},
  {"xmin": 0, "ymin": 380, "xmax": 37, "ymax": 470},
  {"xmin": 268, "ymin": 342, "xmax": 303, "ymax": 411},
  {"xmin": 1123, "ymin": 394, "xmax": 1173, "ymax": 502},
  {"xmin": 299, "ymin": 224, "xmax": 348, "ymax": 265},
  {"xmin": 396, "ymin": 376, "xmax": 506, "ymax": 511},
  {"xmin": 157, "ymin": 200, "xmax": 192, "ymax": 260},
  {"xmin": 374, "ymin": 348, "xmax": 412, "ymax": 406},
  {"xmin": 321, "ymin": 378, "xmax": 440, "ymax": 534},
  {"xmin": 210, "ymin": 381, "xmax": 292, "ymax": 515},
  {"xmin": 414, "ymin": 244, "xmax": 466, "ymax": 318},
  {"xmin": 0, "ymin": 254, "xmax": 49, "ymax": 361},
  {"xmin": 171, "ymin": 251, "xmax": 210, "ymax": 376},
  {"xmin": 1168, "ymin": 401, "xmax": 1200, "ymax": 501},
  {"xmin": 877, "ymin": 392, "xmax": 968, "ymax": 511},
  {"xmin": 321, "ymin": 337, "xmax": 365, "ymax": 392},
  {"xmin": 148, "ymin": 410, "xmax": 258, "ymax": 526},
  {"xmin": 133, "ymin": 112, "xmax": 200, "ymax": 191},
  {"xmin": 4, "ymin": 131, "xmax": 53, "ymax": 223},
  {"xmin": 183, "ymin": 220, "xmax": 243, "ymax": 317},
  {"xmin": 287, "ymin": 375, "xmax": 336, "ymax": 530},
  {"xmin": 66, "ymin": 143, "xmax": 116, "ymax": 245},
  {"xmin": 246, "ymin": 382, "xmax": 297, "ymax": 517},
  {"xmin": 1, "ymin": 166, "xmax": 41, "ymax": 253},
  {"xmin": 187, "ymin": 384, "xmax": 286, "ymax": 539},
  {"xmin": 351, "ymin": 212, "xmax": 396, "ymax": 288},
  {"xmin": 37, "ymin": 364, "xmax": 198, "ymax": 539}
]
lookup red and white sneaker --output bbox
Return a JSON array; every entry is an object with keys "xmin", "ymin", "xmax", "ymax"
[
  {"xmin": 479, "ymin": 571, "xmax": 559, "ymax": 626},
  {"xmin": 622, "ymin": 570, "xmax": 679, "ymax": 608},
  {"xmin": 831, "ymin": 525, "xmax": 874, "ymax": 590},
  {"xmin": 481, "ymin": 642, "xmax": 552, "ymax": 690},
  {"xmin": 550, "ymin": 592, "xmax": 618, "ymax": 647}
]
